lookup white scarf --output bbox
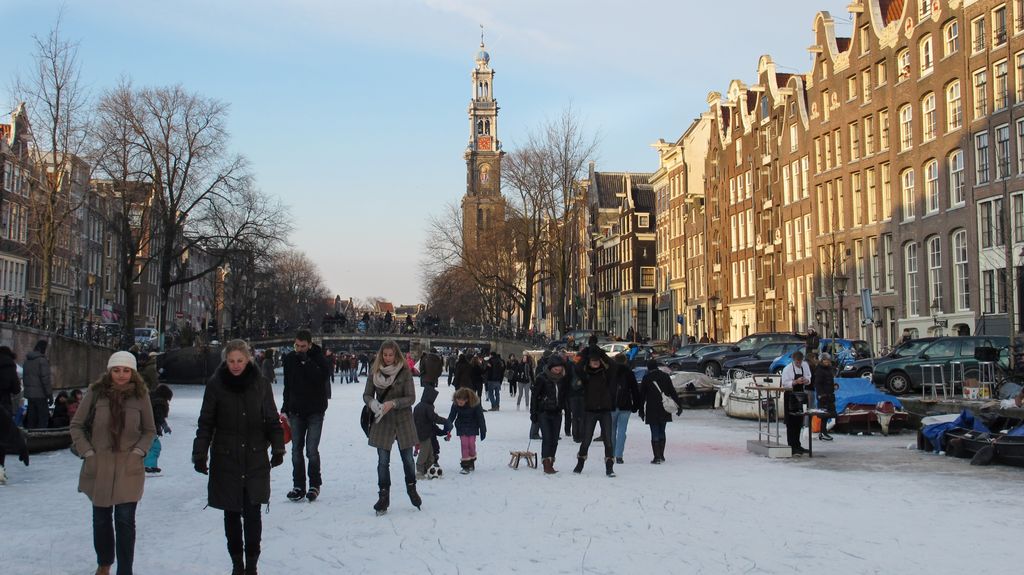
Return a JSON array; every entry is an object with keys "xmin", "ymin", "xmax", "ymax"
[{"xmin": 373, "ymin": 362, "xmax": 403, "ymax": 390}]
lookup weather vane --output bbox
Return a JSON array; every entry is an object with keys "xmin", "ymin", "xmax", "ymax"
[{"xmin": 480, "ymin": 24, "xmax": 485, "ymax": 46}]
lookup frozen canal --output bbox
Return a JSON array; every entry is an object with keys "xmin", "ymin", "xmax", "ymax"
[{"xmin": 1, "ymin": 377, "xmax": 1020, "ymax": 574}]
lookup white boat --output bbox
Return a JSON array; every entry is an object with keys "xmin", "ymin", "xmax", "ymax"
[{"xmin": 717, "ymin": 372, "xmax": 784, "ymax": 420}]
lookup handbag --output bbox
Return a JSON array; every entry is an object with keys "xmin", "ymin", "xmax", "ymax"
[
  {"xmin": 69, "ymin": 393, "xmax": 96, "ymax": 458},
  {"xmin": 360, "ymin": 383, "xmax": 392, "ymax": 438},
  {"xmin": 280, "ymin": 413, "xmax": 292, "ymax": 444},
  {"xmin": 653, "ymin": 378, "xmax": 679, "ymax": 419}
]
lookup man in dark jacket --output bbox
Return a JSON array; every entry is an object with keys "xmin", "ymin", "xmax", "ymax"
[
  {"xmin": 22, "ymin": 340, "xmax": 52, "ymax": 429},
  {"xmin": 813, "ymin": 353, "xmax": 838, "ymax": 442},
  {"xmin": 419, "ymin": 349, "xmax": 444, "ymax": 388},
  {"xmin": 609, "ymin": 354, "xmax": 641, "ymax": 464},
  {"xmin": 531, "ymin": 354, "xmax": 570, "ymax": 474},
  {"xmin": 573, "ymin": 347, "xmax": 617, "ymax": 476},
  {"xmin": 638, "ymin": 361, "xmax": 684, "ymax": 464},
  {"xmin": 484, "ymin": 352, "xmax": 505, "ymax": 411},
  {"xmin": 413, "ymin": 386, "xmax": 451, "ymax": 477},
  {"xmin": 281, "ymin": 330, "xmax": 330, "ymax": 502}
]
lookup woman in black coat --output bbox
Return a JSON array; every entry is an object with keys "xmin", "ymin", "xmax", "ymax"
[
  {"xmin": 452, "ymin": 355, "xmax": 472, "ymax": 390},
  {"xmin": 193, "ymin": 340, "xmax": 286, "ymax": 575},
  {"xmin": 638, "ymin": 360, "xmax": 683, "ymax": 464}
]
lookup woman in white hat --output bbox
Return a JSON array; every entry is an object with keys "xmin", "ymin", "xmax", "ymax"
[{"xmin": 70, "ymin": 351, "xmax": 156, "ymax": 575}]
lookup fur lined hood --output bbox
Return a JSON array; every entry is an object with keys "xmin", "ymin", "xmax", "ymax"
[{"xmin": 88, "ymin": 372, "xmax": 149, "ymax": 400}]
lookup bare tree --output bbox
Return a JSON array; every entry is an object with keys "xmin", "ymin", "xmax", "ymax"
[
  {"xmin": 421, "ymin": 265, "xmax": 485, "ymax": 325},
  {"xmin": 13, "ymin": 19, "xmax": 95, "ymax": 305}
]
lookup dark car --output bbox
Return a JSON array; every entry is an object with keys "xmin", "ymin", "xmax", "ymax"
[
  {"xmin": 834, "ymin": 338, "xmax": 936, "ymax": 379},
  {"xmin": 722, "ymin": 342, "xmax": 807, "ymax": 375},
  {"xmin": 669, "ymin": 344, "xmax": 733, "ymax": 373},
  {"xmin": 871, "ymin": 336, "xmax": 1009, "ymax": 395},
  {"xmin": 698, "ymin": 333, "xmax": 805, "ymax": 378},
  {"xmin": 656, "ymin": 344, "xmax": 709, "ymax": 370}
]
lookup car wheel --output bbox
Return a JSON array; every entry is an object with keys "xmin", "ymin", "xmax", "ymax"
[
  {"xmin": 704, "ymin": 362, "xmax": 721, "ymax": 378},
  {"xmin": 670, "ymin": 363, "xmax": 681, "ymax": 371},
  {"xmin": 856, "ymin": 368, "xmax": 873, "ymax": 379},
  {"xmin": 885, "ymin": 372, "xmax": 911, "ymax": 395}
]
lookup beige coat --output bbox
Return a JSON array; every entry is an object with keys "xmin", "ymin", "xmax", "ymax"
[
  {"xmin": 363, "ymin": 365, "xmax": 417, "ymax": 451},
  {"xmin": 69, "ymin": 378, "xmax": 156, "ymax": 507}
]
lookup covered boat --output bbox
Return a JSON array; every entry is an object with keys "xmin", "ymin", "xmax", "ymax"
[
  {"xmin": 717, "ymin": 373, "xmax": 784, "ymax": 420},
  {"xmin": 830, "ymin": 378, "xmax": 909, "ymax": 435}
]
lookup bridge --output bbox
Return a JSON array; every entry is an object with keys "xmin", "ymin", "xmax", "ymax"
[{"xmin": 247, "ymin": 333, "xmax": 538, "ymax": 358}]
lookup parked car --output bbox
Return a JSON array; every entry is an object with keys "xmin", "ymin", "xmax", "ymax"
[
  {"xmin": 832, "ymin": 338, "xmax": 937, "ymax": 379},
  {"xmin": 698, "ymin": 333, "xmax": 805, "ymax": 377},
  {"xmin": 656, "ymin": 344, "xmax": 709, "ymax": 369},
  {"xmin": 600, "ymin": 342, "xmax": 631, "ymax": 357},
  {"xmin": 724, "ymin": 342, "xmax": 806, "ymax": 375},
  {"xmin": 871, "ymin": 336, "xmax": 1009, "ymax": 395},
  {"xmin": 666, "ymin": 344, "xmax": 733, "ymax": 373},
  {"xmin": 134, "ymin": 327, "xmax": 159, "ymax": 350},
  {"xmin": 768, "ymin": 338, "xmax": 873, "ymax": 375}
]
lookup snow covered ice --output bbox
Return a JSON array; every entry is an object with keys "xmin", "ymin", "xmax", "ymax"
[{"xmin": 1, "ymin": 376, "xmax": 1021, "ymax": 574}]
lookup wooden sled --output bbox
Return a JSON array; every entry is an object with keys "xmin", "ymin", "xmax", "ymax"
[{"xmin": 508, "ymin": 449, "xmax": 537, "ymax": 469}]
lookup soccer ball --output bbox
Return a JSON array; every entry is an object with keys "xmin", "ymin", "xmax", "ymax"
[{"xmin": 426, "ymin": 464, "xmax": 443, "ymax": 479}]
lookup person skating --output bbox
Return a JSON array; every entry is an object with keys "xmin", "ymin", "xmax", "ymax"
[
  {"xmin": 484, "ymin": 351, "xmax": 505, "ymax": 411},
  {"xmin": 414, "ymin": 386, "xmax": 452, "ymax": 478},
  {"xmin": 0, "ymin": 345, "xmax": 28, "ymax": 483},
  {"xmin": 530, "ymin": 354, "xmax": 570, "ymax": 474},
  {"xmin": 193, "ymin": 340, "xmax": 286, "ymax": 575},
  {"xmin": 145, "ymin": 384, "xmax": 174, "ymax": 474},
  {"xmin": 281, "ymin": 329, "xmax": 330, "ymax": 502},
  {"xmin": 609, "ymin": 354, "xmax": 641, "ymax": 464},
  {"xmin": 419, "ymin": 348, "xmax": 444, "ymax": 389},
  {"xmin": 363, "ymin": 340, "xmax": 419, "ymax": 515},
  {"xmin": 22, "ymin": 339, "xmax": 52, "ymax": 429},
  {"xmin": 70, "ymin": 351, "xmax": 157, "ymax": 575},
  {"xmin": 448, "ymin": 387, "xmax": 486, "ymax": 474},
  {"xmin": 813, "ymin": 353, "xmax": 838, "ymax": 442},
  {"xmin": 573, "ymin": 346, "xmax": 617, "ymax": 477},
  {"xmin": 638, "ymin": 361, "xmax": 683, "ymax": 464}
]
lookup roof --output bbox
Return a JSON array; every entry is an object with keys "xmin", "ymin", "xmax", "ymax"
[
  {"xmin": 374, "ymin": 301, "xmax": 395, "ymax": 314},
  {"xmin": 835, "ymin": 37, "xmax": 851, "ymax": 53},
  {"xmin": 633, "ymin": 186, "xmax": 655, "ymax": 212},
  {"xmin": 879, "ymin": 0, "xmax": 904, "ymax": 26},
  {"xmin": 593, "ymin": 172, "xmax": 626, "ymax": 208}
]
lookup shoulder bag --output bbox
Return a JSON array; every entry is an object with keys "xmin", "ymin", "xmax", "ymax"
[{"xmin": 653, "ymin": 377, "xmax": 679, "ymax": 419}]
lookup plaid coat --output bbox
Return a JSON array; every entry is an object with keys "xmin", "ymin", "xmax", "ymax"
[{"xmin": 363, "ymin": 364, "xmax": 417, "ymax": 450}]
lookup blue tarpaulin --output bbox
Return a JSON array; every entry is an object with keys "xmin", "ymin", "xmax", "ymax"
[
  {"xmin": 833, "ymin": 377, "xmax": 903, "ymax": 414},
  {"xmin": 920, "ymin": 409, "xmax": 991, "ymax": 452}
]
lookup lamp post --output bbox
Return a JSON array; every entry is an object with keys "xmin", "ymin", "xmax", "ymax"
[
  {"xmin": 834, "ymin": 274, "xmax": 849, "ymax": 338},
  {"xmin": 630, "ymin": 305, "xmax": 638, "ymax": 343},
  {"xmin": 708, "ymin": 294, "xmax": 720, "ymax": 342},
  {"xmin": 931, "ymin": 299, "xmax": 947, "ymax": 336},
  {"xmin": 789, "ymin": 302, "xmax": 797, "ymax": 332}
]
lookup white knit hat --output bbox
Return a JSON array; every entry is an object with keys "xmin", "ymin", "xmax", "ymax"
[{"xmin": 107, "ymin": 351, "xmax": 138, "ymax": 371}]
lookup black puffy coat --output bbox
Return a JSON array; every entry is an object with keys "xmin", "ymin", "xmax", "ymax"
[
  {"xmin": 0, "ymin": 354, "xmax": 21, "ymax": 413},
  {"xmin": 419, "ymin": 352, "xmax": 444, "ymax": 384},
  {"xmin": 281, "ymin": 344, "xmax": 330, "ymax": 415},
  {"xmin": 485, "ymin": 356, "xmax": 505, "ymax": 382},
  {"xmin": 413, "ymin": 386, "xmax": 451, "ymax": 441},
  {"xmin": 610, "ymin": 363, "xmax": 641, "ymax": 412},
  {"xmin": 531, "ymin": 368, "xmax": 569, "ymax": 415},
  {"xmin": 452, "ymin": 357, "xmax": 473, "ymax": 390},
  {"xmin": 193, "ymin": 363, "xmax": 285, "ymax": 512},
  {"xmin": 638, "ymin": 369, "xmax": 683, "ymax": 425},
  {"xmin": 579, "ymin": 363, "xmax": 614, "ymax": 412}
]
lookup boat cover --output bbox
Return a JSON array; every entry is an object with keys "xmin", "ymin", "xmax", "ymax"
[
  {"xmin": 834, "ymin": 377, "xmax": 903, "ymax": 414},
  {"xmin": 921, "ymin": 409, "xmax": 991, "ymax": 452}
]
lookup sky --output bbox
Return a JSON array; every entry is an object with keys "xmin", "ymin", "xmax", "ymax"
[{"xmin": 0, "ymin": 0, "xmax": 853, "ymax": 304}]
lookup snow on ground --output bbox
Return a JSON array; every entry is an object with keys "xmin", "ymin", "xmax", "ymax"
[{"xmin": 1, "ymin": 374, "xmax": 1021, "ymax": 574}]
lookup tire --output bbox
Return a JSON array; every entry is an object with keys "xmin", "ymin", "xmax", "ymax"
[
  {"xmin": 856, "ymin": 368, "xmax": 873, "ymax": 379},
  {"xmin": 704, "ymin": 362, "xmax": 721, "ymax": 378},
  {"xmin": 670, "ymin": 363, "xmax": 681, "ymax": 371},
  {"xmin": 885, "ymin": 371, "xmax": 911, "ymax": 395}
]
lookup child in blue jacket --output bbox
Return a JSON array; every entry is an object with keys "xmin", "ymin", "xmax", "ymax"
[{"xmin": 447, "ymin": 388, "xmax": 486, "ymax": 474}]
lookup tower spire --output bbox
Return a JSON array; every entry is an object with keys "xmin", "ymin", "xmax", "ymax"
[{"xmin": 480, "ymin": 24, "xmax": 484, "ymax": 46}]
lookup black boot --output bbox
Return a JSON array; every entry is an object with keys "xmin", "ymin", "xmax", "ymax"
[
  {"xmin": 469, "ymin": 457, "xmax": 476, "ymax": 471},
  {"xmin": 651, "ymin": 441, "xmax": 661, "ymax": 464},
  {"xmin": 459, "ymin": 460, "xmax": 471, "ymax": 474},
  {"xmin": 373, "ymin": 488, "xmax": 390, "ymax": 515},
  {"xmin": 406, "ymin": 482, "xmax": 422, "ymax": 510},
  {"xmin": 657, "ymin": 440, "xmax": 667, "ymax": 463},
  {"xmin": 573, "ymin": 455, "xmax": 586, "ymax": 474},
  {"xmin": 605, "ymin": 457, "xmax": 616, "ymax": 477},
  {"xmin": 230, "ymin": 554, "xmax": 244, "ymax": 575},
  {"xmin": 244, "ymin": 552, "xmax": 259, "ymax": 575}
]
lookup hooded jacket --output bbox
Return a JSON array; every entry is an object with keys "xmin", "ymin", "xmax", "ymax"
[
  {"xmin": 531, "ymin": 366, "xmax": 570, "ymax": 414},
  {"xmin": 579, "ymin": 361, "xmax": 614, "ymax": 412},
  {"xmin": 413, "ymin": 386, "xmax": 451, "ymax": 441},
  {"xmin": 282, "ymin": 344, "xmax": 330, "ymax": 415},
  {"xmin": 22, "ymin": 350, "xmax": 51, "ymax": 399},
  {"xmin": 418, "ymin": 352, "xmax": 444, "ymax": 384},
  {"xmin": 638, "ymin": 367, "xmax": 683, "ymax": 425},
  {"xmin": 0, "ymin": 354, "xmax": 20, "ymax": 412}
]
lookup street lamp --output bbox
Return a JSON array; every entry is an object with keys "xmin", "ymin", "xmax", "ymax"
[
  {"xmin": 931, "ymin": 299, "xmax": 947, "ymax": 335},
  {"xmin": 789, "ymin": 302, "xmax": 797, "ymax": 331},
  {"xmin": 834, "ymin": 274, "xmax": 849, "ymax": 338},
  {"xmin": 708, "ymin": 294, "xmax": 720, "ymax": 342},
  {"xmin": 630, "ymin": 305, "xmax": 638, "ymax": 343}
]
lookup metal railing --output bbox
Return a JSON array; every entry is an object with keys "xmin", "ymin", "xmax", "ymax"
[{"xmin": 0, "ymin": 296, "xmax": 120, "ymax": 348}]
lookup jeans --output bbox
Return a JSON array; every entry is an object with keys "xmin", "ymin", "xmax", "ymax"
[
  {"xmin": 224, "ymin": 489, "xmax": 261, "ymax": 559},
  {"xmin": 568, "ymin": 397, "xmax": 585, "ymax": 441},
  {"xmin": 486, "ymin": 381, "xmax": 501, "ymax": 408},
  {"xmin": 93, "ymin": 502, "xmax": 137, "ymax": 574},
  {"xmin": 377, "ymin": 447, "xmax": 416, "ymax": 488},
  {"xmin": 578, "ymin": 411, "xmax": 613, "ymax": 460},
  {"xmin": 143, "ymin": 437, "xmax": 161, "ymax": 468},
  {"xmin": 538, "ymin": 411, "xmax": 562, "ymax": 459},
  {"xmin": 516, "ymin": 381, "xmax": 531, "ymax": 408},
  {"xmin": 25, "ymin": 398, "xmax": 49, "ymax": 429},
  {"xmin": 288, "ymin": 413, "xmax": 325, "ymax": 489},
  {"xmin": 610, "ymin": 410, "xmax": 632, "ymax": 458},
  {"xmin": 648, "ymin": 421, "xmax": 667, "ymax": 443}
]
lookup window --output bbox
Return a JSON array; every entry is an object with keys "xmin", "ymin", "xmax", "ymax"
[
  {"xmin": 980, "ymin": 198, "xmax": 1004, "ymax": 248},
  {"xmin": 855, "ymin": 239, "xmax": 865, "ymax": 291},
  {"xmin": 1017, "ymin": 0, "xmax": 1024, "ymax": 33},
  {"xmin": 995, "ymin": 60, "xmax": 1009, "ymax": 110},
  {"xmin": 994, "ymin": 5, "xmax": 1008, "ymax": 46},
  {"xmin": 640, "ymin": 267, "xmax": 656, "ymax": 289},
  {"xmin": 897, "ymin": 49, "xmax": 911, "ymax": 81},
  {"xmin": 790, "ymin": 124, "xmax": 799, "ymax": 153},
  {"xmin": 905, "ymin": 243, "xmax": 920, "ymax": 317},
  {"xmin": 785, "ymin": 220, "xmax": 793, "ymax": 261},
  {"xmin": 803, "ymin": 214, "xmax": 812, "ymax": 257},
  {"xmin": 867, "ymin": 167, "xmax": 878, "ymax": 222},
  {"xmin": 794, "ymin": 218, "xmax": 803, "ymax": 258},
  {"xmin": 637, "ymin": 214, "xmax": 650, "ymax": 228},
  {"xmin": 881, "ymin": 162, "xmax": 892, "ymax": 220},
  {"xmin": 834, "ymin": 129, "xmax": 842, "ymax": 167},
  {"xmin": 815, "ymin": 138, "xmax": 823, "ymax": 173},
  {"xmin": 921, "ymin": 92, "xmax": 937, "ymax": 141},
  {"xmin": 997, "ymin": 124, "xmax": 1012, "ymax": 179},
  {"xmin": 870, "ymin": 236, "xmax": 881, "ymax": 292},
  {"xmin": 847, "ymin": 76, "xmax": 857, "ymax": 101},
  {"xmin": 920, "ymin": 0, "xmax": 933, "ymax": 20},
  {"xmin": 1016, "ymin": 51, "xmax": 1024, "ymax": 103},
  {"xmin": 953, "ymin": 230, "xmax": 969, "ymax": 311},
  {"xmin": 879, "ymin": 108, "xmax": 890, "ymax": 150},
  {"xmin": 1018, "ymin": 119, "xmax": 1024, "ymax": 174},
  {"xmin": 983, "ymin": 270, "xmax": 998, "ymax": 314},
  {"xmin": 945, "ymin": 20, "xmax": 960, "ymax": 56},
  {"xmin": 849, "ymin": 121, "xmax": 860, "ymax": 160},
  {"xmin": 801, "ymin": 156, "xmax": 810, "ymax": 197},
  {"xmin": 884, "ymin": 233, "xmax": 895, "ymax": 291},
  {"xmin": 928, "ymin": 236, "xmax": 942, "ymax": 310},
  {"xmin": 974, "ymin": 69, "xmax": 989, "ymax": 118},
  {"xmin": 902, "ymin": 168, "xmax": 916, "ymax": 221},
  {"xmin": 899, "ymin": 104, "xmax": 913, "ymax": 151},
  {"xmin": 853, "ymin": 172, "xmax": 863, "ymax": 226},
  {"xmin": 860, "ymin": 25, "xmax": 871, "ymax": 54},
  {"xmin": 822, "ymin": 90, "xmax": 831, "ymax": 122},
  {"xmin": 976, "ymin": 131, "xmax": 991, "ymax": 184},
  {"xmin": 919, "ymin": 35, "xmax": 934, "ymax": 74},
  {"xmin": 946, "ymin": 80, "xmax": 962, "ymax": 131},
  {"xmin": 973, "ymin": 16, "xmax": 987, "ymax": 52},
  {"xmin": 864, "ymin": 115, "xmax": 875, "ymax": 155},
  {"xmin": 925, "ymin": 159, "xmax": 939, "ymax": 213},
  {"xmin": 876, "ymin": 60, "xmax": 887, "ymax": 86},
  {"xmin": 862, "ymin": 69, "xmax": 872, "ymax": 104},
  {"xmin": 783, "ymin": 165, "xmax": 791, "ymax": 205},
  {"xmin": 949, "ymin": 149, "xmax": 965, "ymax": 206}
]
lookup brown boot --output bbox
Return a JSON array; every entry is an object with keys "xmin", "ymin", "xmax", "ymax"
[{"xmin": 542, "ymin": 457, "xmax": 558, "ymax": 474}]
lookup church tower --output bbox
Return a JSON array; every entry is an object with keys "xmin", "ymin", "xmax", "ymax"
[{"xmin": 461, "ymin": 35, "xmax": 506, "ymax": 254}]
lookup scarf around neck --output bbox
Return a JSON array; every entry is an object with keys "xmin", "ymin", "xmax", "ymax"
[{"xmin": 373, "ymin": 362, "xmax": 403, "ymax": 390}]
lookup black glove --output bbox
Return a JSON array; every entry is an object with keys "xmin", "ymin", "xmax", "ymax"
[
  {"xmin": 270, "ymin": 452, "xmax": 284, "ymax": 468},
  {"xmin": 193, "ymin": 456, "xmax": 209, "ymax": 475},
  {"xmin": 676, "ymin": 406, "xmax": 683, "ymax": 416},
  {"xmin": 480, "ymin": 431, "xmax": 486, "ymax": 441}
]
